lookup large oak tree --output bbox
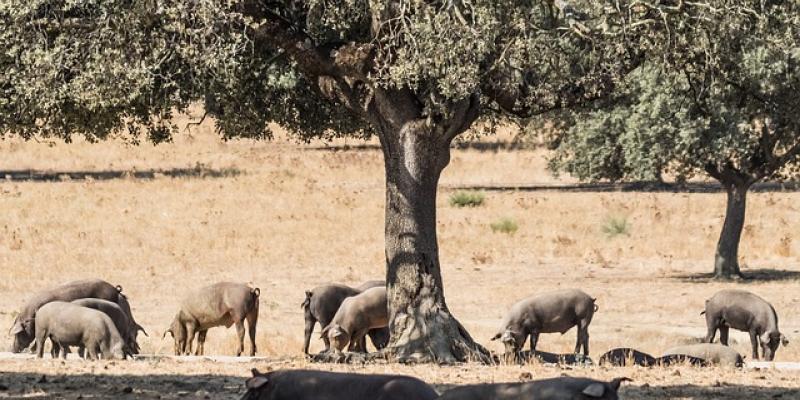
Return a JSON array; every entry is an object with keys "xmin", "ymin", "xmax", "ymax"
[
  {"xmin": 548, "ymin": 1, "xmax": 800, "ymax": 279},
  {"xmin": 1, "ymin": 0, "xmax": 654, "ymax": 362}
]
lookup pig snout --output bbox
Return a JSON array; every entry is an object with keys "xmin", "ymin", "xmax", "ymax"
[{"xmin": 329, "ymin": 328, "xmax": 350, "ymax": 353}]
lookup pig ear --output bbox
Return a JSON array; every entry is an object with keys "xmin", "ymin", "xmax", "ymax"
[
  {"xmin": 246, "ymin": 375, "xmax": 269, "ymax": 390},
  {"xmin": 10, "ymin": 322, "xmax": 24, "ymax": 335},
  {"xmin": 320, "ymin": 325, "xmax": 331, "ymax": 339},
  {"xmin": 250, "ymin": 368, "xmax": 261, "ymax": 377},
  {"xmin": 582, "ymin": 383, "xmax": 605, "ymax": 398},
  {"xmin": 610, "ymin": 377, "xmax": 632, "ymax": 390},
  {"xmin": 163, "ymin": 329, "xmax": 173, "ymax": 339},
  {"xmin": 331, "ymin": 327, "xmax": 345, "ymax": 339},
  {"xmin": 490, "ymin": 333, "xmax": 501, "ymax": 341}
]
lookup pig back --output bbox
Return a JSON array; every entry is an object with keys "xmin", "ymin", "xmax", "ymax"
[
  {"xmin": 351, "ymin": 287, "xmax": 388, "ymax": 328},
  {"xmin": 707, "ymin": 290, "xmax": 778, "ymax": 333},
  {"xmin": 515, "ymin": 289, "xmax": 593, "ymax": 333},
  {"xmin": 181, "ymin": 282, "xmax": 257, "ymax": 327},
  {"xmin": 308, "ymin": 284, "xmax": 360, "ymax": 323},
  {"xmin": 13, "ymin": 279, "xmax": 123, "ymax": 338},
  {"xmin": 663, "ymin": 343, "xmax": 743, "ymax": 367},
  {"xmin": 71, "ymin": 298, "xmax": 132, "ymax": 341}
]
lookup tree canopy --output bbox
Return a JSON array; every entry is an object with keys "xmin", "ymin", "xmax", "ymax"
[
  {"xmin": 548, "ymin": 0, "xmax": 800, "ymax": 278},
  {"xmin": 0, "ymin": 0, "xmax": 649, "ymax": 143}
]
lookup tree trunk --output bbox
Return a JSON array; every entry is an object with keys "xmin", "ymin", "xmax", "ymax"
[
  {"xmin": 379, "ymin": 122, "xmax": 491, "ymax": 364},
  {"xmin": 713, "ymin": 182, "xmax": 750, "ymax": 280}
]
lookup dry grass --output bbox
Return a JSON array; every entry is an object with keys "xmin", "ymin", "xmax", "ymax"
[{"xmin": 0, "ymin": 111, "xmax": 799, "ymax": 398}]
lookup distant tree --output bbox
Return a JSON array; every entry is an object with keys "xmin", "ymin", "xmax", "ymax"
[
  {"xmin": 549, "ymin": 2, "xmax": 800, "ymax": 280},
  {"xmin": 0, "ymin": 1, "xmax": 654, "ymax": 361}
]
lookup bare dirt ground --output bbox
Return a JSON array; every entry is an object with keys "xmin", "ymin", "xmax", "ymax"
[{"xmin": 0, "ymin": 114, "xmax": 799, "ymax": 398}]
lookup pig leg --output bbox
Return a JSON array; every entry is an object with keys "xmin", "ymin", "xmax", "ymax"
[
  {"xmin": 351, "ymin": 329, "xmax": 369, "ymax": 353},
  {"xmin": 185, "ymin": 324, "xmax": 196, "ymax": 356},
  {"xmin": 750, "ymin": 330, "xmax": 760, "ymax": 360},
  {"xmin": 704, "ymin": 314, "xmax": 719, "ymax": 343},
  {"xmin": 575, "ymin": 327, "xmax": 589, "ymax": 356},
  {"xmin": 719, "ymin": 326, "xmax": 730, "ymax": 346},
  {"xmin": 303, "ymin": 315, "xmax": 316, "ymax": 355},
  {"xmin": 246, "ymin": 308, "xmax": 258, "ymax": 356},
  {"xmin": 86, "ymin": 344, "xmax": 99, "ymax": 360},
  {"xmin": 35, "ymin": 329, "xmax": 47, "ymax": 359},
  {"xmin": 50, "ymin": 340, "xmax": 59, "ymax": 359},
  {"xmin": 235, "ymin": 320, "xmax": 246, "ymax": 357},
  {"xmin": 195, "ymin": 330, "xmax": 207, "ymax": 356},
  {"xmin": 529, "ymin": 332, "xmax": 539, "ymax": 354}
]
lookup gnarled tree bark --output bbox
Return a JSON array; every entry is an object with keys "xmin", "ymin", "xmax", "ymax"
[
  {"xmin": 713, "ymin": 181, "xmax": 750, "ymax": 280},
  {"xmin": 378, "ymin": 123, "xmax": 490, "ymax": 364},
  {"xmin": 372, "ymin": 93, "xmax": 490, "ymax": 364}
]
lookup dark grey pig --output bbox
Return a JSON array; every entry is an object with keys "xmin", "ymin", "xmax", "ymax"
[
  {"xmin": 34, "ymin": 301, "xmax": 125, "ymax": 360},
  {"xmin": 517, "ymin": 350, "xmax": 593, "ymax": 366},
  {"xmin": 599, "ymin": 348, "xmax": 707, "ymax": 367},
  {"xmin": 320, "ymin": 287, "xmax": 388, "ymax": 354},
  {"xmin": 71, "ymin": 298, "xmax": 140, "ymax": 357},
  {"xmin": 663, "ymin": 343, "xmax": 744, "ymax": 367},
  {"xmin": 240, "ymin": 368, "xmax": 438, "ymax": 400},
  {"xmin": 437, "ymin": 377, "xmax": 630, "ymax": 400},
  {"xmin": 164, "ymin": 282, "xmax": 260, "ymax": 356},
  {"xmin": 491, "ymin": 289, "xmax": 597, "ymax": 358},
  {"xmin": 302, "ymin": 281, "xmax": 388, "ymax": 354},
  {"xmin": 599, "ymin": 348, "xmax": 657, "ymax": 367},
  {"xmin": 703, "ymin": 289, "xmax": 788, "ymax": 361},
  {"xmin": 9, "ymin": 279, "xmax": 125, "ymax": 353}
]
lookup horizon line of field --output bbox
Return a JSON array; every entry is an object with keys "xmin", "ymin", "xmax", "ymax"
[{"xmin": 1, "ymin": 168, "xmax": 799, "ymax": 194}]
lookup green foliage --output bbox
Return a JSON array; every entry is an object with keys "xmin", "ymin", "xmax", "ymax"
[
  {"xmin": 449, "ymin": 191, "xmax": 485, "ymax": 208},
  {"xmin": 549, "ymin": 1, "xmax": 800, "ymax": 185},
  {"xmin": 490, "ymin": 218, "xmax": 518, "ymax": 235},
  {"xmin": 601, "ymin": 216, "xmax": 630, "ymax": 238},
  {"xmin": 0, "ymin": 0, "xmax": 650, "ymax": 144}
]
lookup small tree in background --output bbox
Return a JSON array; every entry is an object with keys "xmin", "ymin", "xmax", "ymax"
[
  {"xmin": 0, "ymin": 1, "xmax": 655, "ymax": 361},
  {"xmin": 549, "ymin": 2, "xmax": 800, "ymax": 280}
]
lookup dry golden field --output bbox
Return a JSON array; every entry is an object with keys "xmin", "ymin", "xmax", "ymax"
[{"xmin": 0, "ymin": 114, "xmax": 799, "ymax": 399}]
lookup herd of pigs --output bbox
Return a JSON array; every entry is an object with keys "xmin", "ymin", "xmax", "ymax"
[{"xmin": 5, "ymin": 278, "xmax": 791, "ymax": 399}]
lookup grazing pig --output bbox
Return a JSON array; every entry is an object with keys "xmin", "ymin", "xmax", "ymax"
[
  {"xmin": 491, "ymin": 289, "xmax": 597, "ymax": 358},
  {"xmin": 703, "ymin": 289, "xmax": 788, "ymax": 361},
  {"xmin": 34, "ymin": 301, "xmax": 125, "ymax": 360},
  {"xmin": 240, "ymin": 368, "xmax": 438, "ymax": 400},
  {"xmin": 320, "ymin": 287, "xmax": 388, "ymax": 354},
  {"xmin": 302, "ymin": 281, "xmax": 388, "ymax": 354},
  {"xmin": 9, "ymin": 279, "xmax": 125, "ymax": 353},
  {"xmin": 71, "ymin": 298, "xmax": 140, "ymax": 357},
  {"xmin": 437, "ymin": 377, "xmax": 630, "ymax": 400},
  {"xmin": 663, "ymin": 343, "xmax": 744, "ymax": 367},
  {"xmin": 164, "ymin": 282, "xmax": 259, "ymax": 356}
]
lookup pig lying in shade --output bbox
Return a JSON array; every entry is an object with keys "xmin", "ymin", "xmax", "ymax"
[
  {"xmin": 437, "ymin": 377, "xmax": 630, "ymax": 400},
  {"xmin": 240, "ymin": 369, "xmax": 438, "ymax": 400}
]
